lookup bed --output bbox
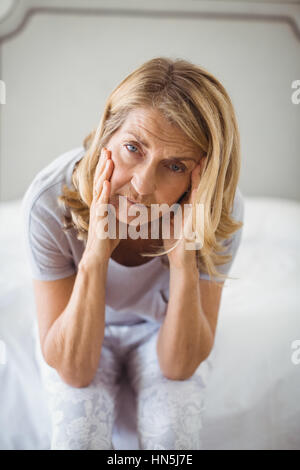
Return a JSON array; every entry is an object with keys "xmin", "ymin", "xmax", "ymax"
[
  {"xmin": 1, "ymin": 0, "xmax": 300, "ymax": 450},
  {"xmin": 0, "ymin": 194, "xmax": 299, "ymax": 450}
]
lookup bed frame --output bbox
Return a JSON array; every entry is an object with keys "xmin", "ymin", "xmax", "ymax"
[
  {"xmin": 0, "ymin": 0, "xmax": 300, "ymax": 450},
  {"xmin": 0, "ymin": 0, "xmax": 300, "ymax": 202}
]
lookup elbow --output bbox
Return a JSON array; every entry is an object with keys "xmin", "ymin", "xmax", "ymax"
[
  {"xmin": 162, "ymin": 371, "xmax": 191, "ymax": 381},
  {"xmin": 161, "ymin": 362, "xmax": 201, "ymax": 381},
  {"xmin": 54, "ymin": 363, "xmax": 96, "ymax": 388},
  {"xmin": 73, "ymin": 379, "xmax": 94, "ymax": 389},
  {"xmin": 160, "ymin": 347, "xmax": 214, "ymax": 382},
  {"xmin": 59, "ymin": 369, "xmax": 94, "ymax": 388},
  {"xmin": 160, "ymin": 363, "xmax": 196, "ymax": 381},
  {"xmin": 158, "ymin": 360, "xmax": 195, "ymax": 381},
  {"xmin": 157, "ymin": 351, "xmax": 198, "ymax": 382},
  {"xmin": 42, "ymin": 336, "xmax": 97, "ymax": 388}
]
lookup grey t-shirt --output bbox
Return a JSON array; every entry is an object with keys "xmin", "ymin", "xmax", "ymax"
[{"xmin": 21, "ymin": 146, "xmax": 244, "ymax": 325}]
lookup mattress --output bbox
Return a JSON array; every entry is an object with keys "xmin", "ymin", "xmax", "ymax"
[{"xmin": 0, "ymin": 195, "xmax": 299, "ymax": 449}]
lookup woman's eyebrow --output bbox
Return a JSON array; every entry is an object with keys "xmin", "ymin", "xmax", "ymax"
[{"xmin": 125, "ymin": 132, "xmax": 198, "ymax": 162}]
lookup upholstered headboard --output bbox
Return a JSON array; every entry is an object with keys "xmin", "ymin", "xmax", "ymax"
[{"xmin": 0, "ymin": 0, "xmax": 299, "ymax": 202}]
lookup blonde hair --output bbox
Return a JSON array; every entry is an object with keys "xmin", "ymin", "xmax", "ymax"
[{"xmin": 58, "ymin": 56, "xmax": 243, "ymax": 285}]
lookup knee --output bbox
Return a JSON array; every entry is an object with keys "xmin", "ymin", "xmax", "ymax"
[
  {"xmin": 50, "ymin": 419, "xmax": 114, "ymax": 450},
  {"xmin": 136, "ymin": 381, "xmax": 205, "ymax": 450},
  {"xmin": 138, "ymin": 421, "xmax": 203, "ymax": 451},
  {"xmin": 48, "ymin": 382, "xmax": 118, "ymax": 450}
]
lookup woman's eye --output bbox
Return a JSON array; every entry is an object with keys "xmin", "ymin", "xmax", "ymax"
[
  {"xmin": 124, "ymin": 143, "xmax": 139, "ymax": 154},
  {"xmin": 124, "ymin": 143, "xmax": 186, "ymax": 174},
  {"xmin": 168, "ymin": 163, "xmax": 186, "ymax": 174}
]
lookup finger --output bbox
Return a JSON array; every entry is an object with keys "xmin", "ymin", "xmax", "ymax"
[
  {"xmin": 189, "ymin": 189, "xmax": 197, "ymax": 207},
  {"xmin": 95, "ymin": 180, "xmax": 111, "ymax": 218},
  {"xmin": 95, "ymin": 179, "xmax": 109, "ymax": 207},
  {"xmin": 94, "ymin": 159, "xmax": 114, "ymax": 199},
  {"xmin": 100, "ymin": 179, "xmax": 110, "ymax": 201},
  {"xmin": 189, "ymin": 165, "xmax": 202, "ymax": 202},
  {"xmin": 191, "ymin": 163, "xmax": 202, "ymax": 186},
  {"xmin": 94, "ymin": 158, "xmax": 106, "ymax": 197},
  {"xmin": 94, "ymin": 148, "xmax": 110, "ymax": 184},
  {"xmin": 100, "ymin": 159, "xmax": 114, "ymax": 186}
]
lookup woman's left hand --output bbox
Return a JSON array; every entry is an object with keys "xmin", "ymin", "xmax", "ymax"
[{"xmin": 162, "ymin": 162, "xmax": 203, "ymax": 269}]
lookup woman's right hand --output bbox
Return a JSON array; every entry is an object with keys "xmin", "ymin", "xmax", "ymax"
[{"xmin": 83, "ymin": 147, "xmax": 121, "ymax": 264}]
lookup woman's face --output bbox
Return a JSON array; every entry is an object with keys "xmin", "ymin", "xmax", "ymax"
[{"xmin": 106, "ymin": 106, "xmax": 203, "ymax": 226}]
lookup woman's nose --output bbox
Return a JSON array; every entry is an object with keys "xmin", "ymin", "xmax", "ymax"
[{"xmin": 131, "ymin": 164, "xmax": 157, "ymax": 195}]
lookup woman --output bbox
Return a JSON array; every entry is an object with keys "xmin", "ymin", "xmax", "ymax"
[{"xmin": 22, "ymin": 56, "xmax": 244, "ymax": 450}]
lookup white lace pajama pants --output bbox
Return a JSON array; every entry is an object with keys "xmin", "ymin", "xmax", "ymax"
[{"xmin": 36, "ymin": 320, "xmax": 215, "ymax": 450}]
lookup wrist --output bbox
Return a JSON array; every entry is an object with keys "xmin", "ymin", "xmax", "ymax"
[
  {"xmin": 168, "ymin": 255, "xmax": 198, "ymax": 272},
  {"xmin": 168, "ymin": 247, "xmax": 197, "ymax": 269},
  {"xmin": 79, "ymin": 251, "xmax": 110, "ymax": 274}
]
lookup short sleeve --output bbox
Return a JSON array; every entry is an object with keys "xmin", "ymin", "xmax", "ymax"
[
  {"xmin": 21, "ymin": 186, "xmax": 76, "ymax": 281},
  {"xmin": 199, "ymin": 187, "xmax": 245, "ymax": 283}
]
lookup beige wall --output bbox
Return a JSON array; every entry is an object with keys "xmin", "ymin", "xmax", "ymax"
[{"xmin": 0, "ymin": 0, "xmax": 300, "ymax": 201}]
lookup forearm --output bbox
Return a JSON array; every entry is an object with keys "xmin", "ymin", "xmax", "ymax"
[
  {"xmin": 44, "ymin": 256, "xmax": 108, "ymax": 387},
  {"xmin": 156, "ymin": 262, "xmax": 213, "ymax": 380}
]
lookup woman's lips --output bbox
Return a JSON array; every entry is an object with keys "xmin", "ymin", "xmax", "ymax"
[
  {"xmin": 120, "ymin": 196, "xmax": 149, "ymax": 207},
  {"xmin": 128, "ymin": 198, "xmax": 144, "ymax": 206}
]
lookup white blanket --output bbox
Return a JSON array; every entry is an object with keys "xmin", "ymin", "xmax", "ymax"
[{"xmin": 0, "ymin": 196, "xmax": 299, "ymax": 449}]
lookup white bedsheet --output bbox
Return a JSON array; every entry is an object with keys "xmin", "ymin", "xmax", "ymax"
[{"xmin": 0, "ymin": 195, "xmax": 299, "ymax": 450}]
